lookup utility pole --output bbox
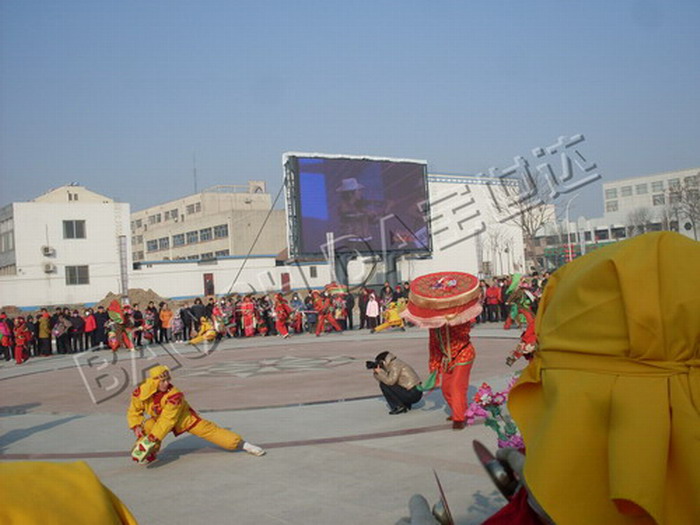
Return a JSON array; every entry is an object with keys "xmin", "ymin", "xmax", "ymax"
[{"xmin": 193, "ymin": 152, "xmax": 198, "ymax": 194}]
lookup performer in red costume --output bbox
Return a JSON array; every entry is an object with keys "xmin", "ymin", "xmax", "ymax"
[
  {"xmin": 13, "ymin": 316, "xmax": 32, "ymax": 364},
  {"xmin": 313, "ymin": 291, "xmax": 342, "ymax": 336},
  {"xmin": 273, "ymin": 293, "xmax": 292, "ymax": 338},
  {"xmin": 240, "ymin": 295, "xmax": 256, "ymax": 337},
  {"xmin": 401, "ymin": 272, "xmax": 482, "ymax": 430},
  {"xmin": 106, "ymin": 300, "xmax": 134, "ymax": 351}
]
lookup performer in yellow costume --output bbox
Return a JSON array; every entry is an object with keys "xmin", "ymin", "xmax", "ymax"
[
  {"xmin": 487, "ymin": 232, "xmax": 700, "ymax": 524},
  {"xmin": 127, "ymin": 366, "xmax": 265, "ymax": 463},
  {"xmin": 188, "ymin": 316, "xmax": 217, "ymax": 344},
  {"xmin": 0, "ymin": 461, "xmax": 138, "ymax": 524},
  {"xmin": 371, "ymin": 301, "xmax": 405, "ymax": 333}
]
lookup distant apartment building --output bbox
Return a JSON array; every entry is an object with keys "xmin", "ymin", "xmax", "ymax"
[
  {"xmin": 130, "ymin": 181, "xmax": 286, "ymax": 263},
  {"xmin": 602, "ymin": 167, "xmax": 699, "ymax": 236},
  {"xmin": 0, "ymin": 184, "xmax": 131, "ymax": 306},
  {"xmin": 530, "ymin": 167, "xmax": 700, "ymax": 269}
]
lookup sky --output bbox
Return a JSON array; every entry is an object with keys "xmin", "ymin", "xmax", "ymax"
[{"xmin": 1, "ymin": 0, "xmax": 699, "ymax": 220}]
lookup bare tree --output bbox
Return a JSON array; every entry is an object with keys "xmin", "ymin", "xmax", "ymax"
[
  {"xmin": 669, "ymin": 176, "xmax": 700, "ymax": 240},
  {"xmin": 491, "ymin": 174, "xmax": 557, "ymax": 273},
  {"xmin": 626, "ymin": 207, "xmax": 654, "ymax": 237}
]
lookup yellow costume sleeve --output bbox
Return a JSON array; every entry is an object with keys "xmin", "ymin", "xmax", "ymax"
[
  {"xmin": 148, "ymin": 392, "xmax": 186, "ymax": 442},
  {"xmin": 126, "ymin": 389, "xmax": 146, "ymax": 430}
]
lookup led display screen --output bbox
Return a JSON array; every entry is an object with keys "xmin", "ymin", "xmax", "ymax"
[{"xmin": 285, "ymin": 154, "xmax": 431, "ymax": 256}]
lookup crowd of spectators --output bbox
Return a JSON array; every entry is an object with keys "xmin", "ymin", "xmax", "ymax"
[{"xmin": 1, "ymin": 273, "xmax": 547, "ymax": 362}]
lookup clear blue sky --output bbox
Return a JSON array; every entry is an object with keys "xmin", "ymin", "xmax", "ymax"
[{"xmin": 1, "ymin": 0, "xmax": 699, "ymax": 219}]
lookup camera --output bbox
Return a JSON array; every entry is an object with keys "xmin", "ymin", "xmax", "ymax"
[{"xmin": 365, "ymin": 360, "xmax": 379, "ymax": 370}]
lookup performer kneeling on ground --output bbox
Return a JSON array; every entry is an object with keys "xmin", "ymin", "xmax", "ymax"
[
  {"xmin": 371, "ymin": 351, "xmax": 423, "ymax": 414},
  {"xmin": 127, "ymin": 366, "xmax": 265, "ymax": 463}
]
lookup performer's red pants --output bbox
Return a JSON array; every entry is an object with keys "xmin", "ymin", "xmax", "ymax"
[
  {"xmin": 442, "ymin": 361, "xmax": 473, "ymax": 422},
  {"xmin": 275, "ymin": 320, "xmax": 289, "ymax": 337},
  {"xmin": 315, "ymin": 314, "xmax": 341, "ymax": 335},
  {"xmin": 14, "ymin": 344, "xmax": 26, "ymax": 364}
]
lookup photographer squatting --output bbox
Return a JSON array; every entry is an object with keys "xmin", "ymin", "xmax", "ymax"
[{"xmin": 369, "ymin": 351, "xmax": 423, "ymax": 414}]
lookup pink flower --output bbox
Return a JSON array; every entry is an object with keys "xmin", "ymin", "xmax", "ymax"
[{"xmin": 492, "ymin": 392, "xmax": 506, "ymax": 405}]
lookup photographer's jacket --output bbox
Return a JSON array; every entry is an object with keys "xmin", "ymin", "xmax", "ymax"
[{"xmin": 374, "ymin": 353, "xmax": 421, "ymax": 390}]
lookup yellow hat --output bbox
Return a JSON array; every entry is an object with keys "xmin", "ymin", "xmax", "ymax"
[
  {"xmin": 137, "ymin": 366, "xmax": 170, "ymax": 401},
  {"xmin": 509, "ymin": 232, "xmax": 700, "ymax": 524}
]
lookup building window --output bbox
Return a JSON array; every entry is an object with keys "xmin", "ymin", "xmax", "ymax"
[
  {"xmin": 309, "ymin": 266, "xmax": 318, "ymax": 278},
  {"xmin": 201, "ymin": 252, "xmax": 214, "ymax": 260},
  {"xmin": 611, "ymin": 227, "xmax": 626, "ymax": 239},
  {"xmin": 171, "ymin": 208, "xmax": 179, "ymax": 218},
  {"xmin": 146, "ymin": 240, "xmax": 158, "ymax": 252},
  {"xmin": 135, "ymin": 219, "xmax": 142, "ymax": 228},
  {"xmin": 668, "ymin": 178, "xmax": 681, "ymax": 191},
  {"xmin": 651, "ymin": 181, "xmax": 664, "ymax": 192},
  {"xmin": 584, "ymin": 231, "xmax": 592, "ymax": 241},
  {"xmin": 158, "ymin": 237, "xmax": 169, "ymax": 250},
  {"xmin": 685, "ymin": 175, "xmax": 699, "ymax": 188},
  {"xmin": 652, "ymin": 194, "xmax": 665, "ymax": 206},
  {"xmin": 148, "ymin": 214, "xmax": 162, "ymax": 225},
  {"xmin": 595, "ymin": 230, "xmax": 609, "ymax": 241},
  {"xmin": 63, "ymin": 220, "xmax": 86, "ymax": 239},
  {"xmin": 187, "ymin": 254, "xmax": 200, "ymax": 260},
  {"xmin": 186, "ymin": 203, "xmax": 200, "ymax": 215},
  {"xmin": 606, "ymin": 201, "xmax": 618, "ymax": 212},
  {"xmin": 605, "ymin": 188, "xmax": 617, "ymax": 199},
  {"xmin": 164, "ymin": 211, "xmax": 171, "ymax": 221},
  {"xmin": 0, "ymin": 232, "xmax": 14, "ymax": 253},
  {"xmin": 173, "ymin": 234, "xmax": 185, "ymax": 247},
  {"xmin": 213, "ymin": 224, "xmax": 228, "ymax": 238},
  {"xmin": 199, "ymin": 227, "xmax": 212, "ymax": 242},
  {"xmin": 65, "ymin": 265, "xmax": 89, "ymax": 285},
  {"xmin": 669, "ymin": 192, "xmax": 681, "ymax": 204},
  {"xmin": 215, "ymin": 249, "xmax": 230, "ymax": 257},
  {"xmin": 620, "ymin": 186, "xmax": 632, "ymax": 197},
  {"xmin": 186, "ymin": 231, "xmax": 199, "ymax": 244},
  {"xmin": 635, "ymin": 184, "xmax": 648, "ymax": 195}
]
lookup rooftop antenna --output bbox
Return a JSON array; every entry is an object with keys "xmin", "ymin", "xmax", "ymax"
[{"xmin": 193, "ymin": 152, "xmax": 198, "ymax": 194}]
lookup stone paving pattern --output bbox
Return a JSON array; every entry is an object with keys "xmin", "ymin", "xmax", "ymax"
[{"xmin": 1, "ymin": 325, "xmax": 523, "ymax": 524}]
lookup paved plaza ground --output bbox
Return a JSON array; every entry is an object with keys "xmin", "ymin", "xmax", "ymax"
[{"xmin": 1, "ymin": 325, "xmax": 524, "ymax": 524}]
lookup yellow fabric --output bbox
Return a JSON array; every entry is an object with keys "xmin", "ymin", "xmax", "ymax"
[
  {"xmin": 188, "ymin": 419, "xmax": 243, "ymax": 450},
  {"xmin": 0, "ymin": 461, "xmax": 138, "ymax": 524},
  {"xmin": 509, "ymin": 232, "xmax": 700, "ymax": 525},
  {"xmin": 141, "ymin": 412, "xmax": 242, "ymax": 451},
  {"xmin": 127, "ymin": 384, "xmax": 199, "ymax": 441},
  {"xmin": 189, "ymin": 318, "xmax": 216, "ymax": 344}
]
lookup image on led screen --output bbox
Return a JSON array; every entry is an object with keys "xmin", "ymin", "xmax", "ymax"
[{"xmin": 292, "ymin": 156, "xmax": 431, "ymax": 255}]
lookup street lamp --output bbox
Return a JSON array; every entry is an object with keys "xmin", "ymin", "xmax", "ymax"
[{"xmin": 564, "ymin": 192, "xmax": 580, "ymax": 262}]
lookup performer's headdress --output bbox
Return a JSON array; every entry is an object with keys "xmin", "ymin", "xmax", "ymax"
[
  {"xmin": 107, "ymin": 300, "xmax": 124, "ymax": 324},
  {"xmin": 138, "ymin": 365, "xmax": 171, "ymax": 401},
  {"xmin": 400, "ymin": 271, "xmax": 482, "ymax": 328},
  {"xmin": 508, "ymin": 232, "xmax": 700, "ymax": 524}
]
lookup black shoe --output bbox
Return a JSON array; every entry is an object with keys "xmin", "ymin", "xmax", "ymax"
[{"xmin": 389, "ymin": 406, "xmax": 408, "ymax": 415}]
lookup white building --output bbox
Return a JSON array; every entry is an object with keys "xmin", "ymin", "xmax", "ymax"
[
  {"xmin": 0, "ymin": 184, "xmax": 130, "ymax": 307},
  {"xmin": 130, "ymin": 181, "xmax": 286, "ymax": 263},
  {"xmin": 0, "ymin": 173, "xmax": 525, "ymax": 309},
  {"xmin": 602, "ymin": 167, "xmax": 699, "ymax": 237},
  {"xmin": 397, "ymin": 174, "xmax": 525, "ymax": 280}
]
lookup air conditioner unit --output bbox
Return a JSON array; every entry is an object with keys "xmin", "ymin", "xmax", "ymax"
[
  {"xmin": 43, "ymin": 263, "xmax": 57, "ymax": 273},
  {"xmin": 41, "ymin": 245, "xmax": 56, "ymax": 257}
]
